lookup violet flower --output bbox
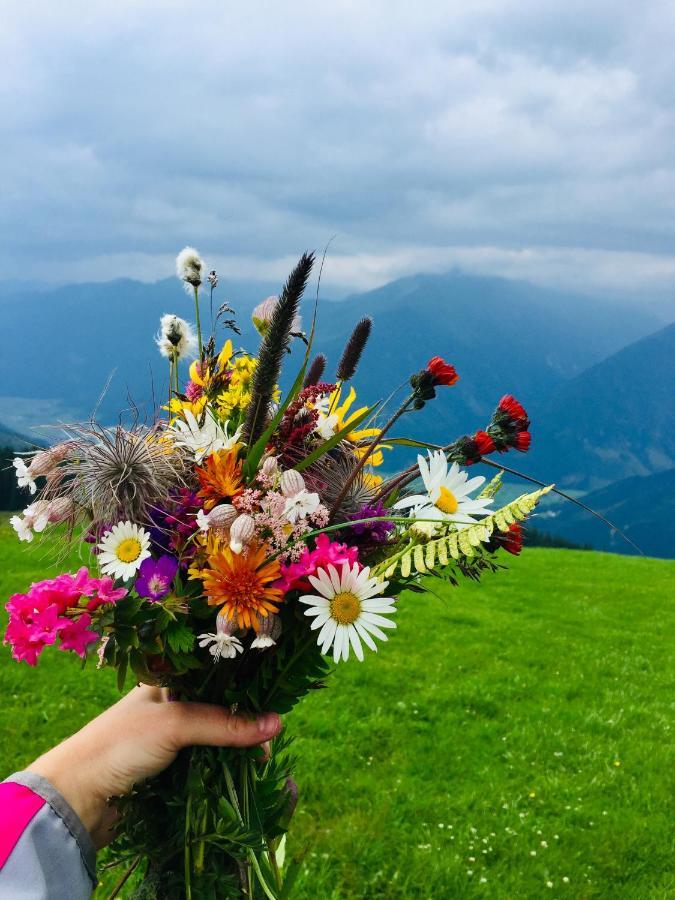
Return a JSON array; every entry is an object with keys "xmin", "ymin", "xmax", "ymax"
[
  {"xmin": 135, "ymin": 555, "xmax": 179, "ymax": 601},
  {"xmin": 348, "ymin": 501, "xmax": 395, "ymax": 544}
]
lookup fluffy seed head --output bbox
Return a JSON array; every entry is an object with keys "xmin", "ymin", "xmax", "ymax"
[
  {"xmin": 176, "ymin": 246, "xmax": 203, "ymax": 288},
  {"xmin": 156, "ymin": 314, "xmax": 198, "ymax": 360}
]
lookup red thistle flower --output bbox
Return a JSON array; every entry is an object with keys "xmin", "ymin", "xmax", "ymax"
[
  {"xmin": 514, "ymin": 431, "xmax": 531, "ymax": 452},
  {"xmin": 426, "ymin": 357, "xmax": 459, "ymax": 387},
  {"xmin": 498, "ymin": 394, "xmax": 528, "ymax": 425},
  {"xmin": 473, "ymin": 430, "xmax": 496, "ymax": 456}
]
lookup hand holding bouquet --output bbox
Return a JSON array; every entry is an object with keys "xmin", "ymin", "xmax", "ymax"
[{"xmin": 5, "ymin": 249, "xmax": 551, "ymax": 898}]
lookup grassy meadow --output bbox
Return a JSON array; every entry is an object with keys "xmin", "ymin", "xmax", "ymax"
[{"xmin": 0, "ymin": 517, "xmax": 673, "ymax": 898}]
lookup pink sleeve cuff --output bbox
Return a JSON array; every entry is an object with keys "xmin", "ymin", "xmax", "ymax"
[{"xmin": 0, "ymin": 782, "xmax": 46, "ymax": 869}]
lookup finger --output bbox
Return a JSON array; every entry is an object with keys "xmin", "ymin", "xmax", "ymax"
[
  {"xmin": 260, "ymin": 741, "xmax": 271, "ymax": 763},
  {"xmin": 169, "ymin": 703, "xmax": 282, "ymax": 750}
]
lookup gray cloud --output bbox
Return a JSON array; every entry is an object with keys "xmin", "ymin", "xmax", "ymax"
[{"xmin": 2, "ymin": 0, "xmax": 675, "ymax": 305}]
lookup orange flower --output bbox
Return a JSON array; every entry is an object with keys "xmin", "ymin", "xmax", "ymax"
[
  {"xmin": 200, "ymin": 543, "xmax": 283, "ymax": 630},
  {"xmin": 196, "ymin": 448, "xmax": 243, "ymax": 510}
]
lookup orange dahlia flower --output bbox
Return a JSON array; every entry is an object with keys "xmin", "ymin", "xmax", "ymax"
[
  {"xmin": 196, "ymin": 448, "xmax": 243, "ymax": 509},
  {"xmin": 200, "ymin": 543, "xmax": 283, "ymax": 630}
]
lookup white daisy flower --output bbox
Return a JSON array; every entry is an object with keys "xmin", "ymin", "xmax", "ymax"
[
  {"xmin": 156, "ymin": 314, "xmax": 198, "ymax": 360},
  {"xmin": 13, "ymin": 458, "xmax": 36, "ymax": 494},
  {"xmin": 97, "ymin": 521, "xmax": 152, "ymax": 581},
  {"xmin": 284, "ymin": 489, "xmax": 321, "ymax": 524},
  {"xmin": 393, "ymin": 451, "xmax": 493, "ymax": 527},
  {"xmin": 197, "ymin": 615, "xmax": 244, "ymax": 662},
  {"xmin": 299, "ymin": 562, "xmax": 396, "ymax": 663},
  {"xmin": 170, "ymin": 409, "xmax": 242, "ymax": 463}
]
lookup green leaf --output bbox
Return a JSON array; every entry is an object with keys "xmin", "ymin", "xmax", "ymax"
[
  {"xmin": 116, "ymin": 655, "xmax": 128, "ymax": 692},
  {"xmin": 294, "ymin": 404, "xmax": 378, "ymax": 472},
  {"xmin": 243, "ymin": 362, "xmax": 308, "ymax": 481},
  {"xmin": 166, "ymin": 618, "xmax": 196, "ymax": 654},
  {"xmin": 385, "ymin": 437, "xmax": 442, "ymax": 450}
]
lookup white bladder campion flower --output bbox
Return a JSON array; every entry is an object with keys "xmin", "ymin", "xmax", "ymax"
[
  {"xmin": 13, "ymin": 458, "xmax": 37, "ymax": 494},
  {"xmin": 198, "ymin": 615, "xmax": 243, "ymax": 662},
  {"xmin": 156, "ymin": 314, "xmax": 198, "ymax": 360},
  {"xmin": 284, "ymin": 489, "xmax": 321, "ymax": 524}
]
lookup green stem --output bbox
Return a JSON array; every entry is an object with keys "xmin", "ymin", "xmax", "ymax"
[
  {"xmin": 223, "ymin": 760, "xmax": 279, "ymax": 900},
  {"xmin": 328, "ymin": 393, "xmax": 416, "ymax": 519},
  {"xmin": 106, "ymin": 856, "xmax": 140, "ymax": 899},
  {"xmin": 169, "ymin": 356, "xmax": 176, "ymax": 419},
  {"xmin": 264, "ymin": 634, "xmax": 316, "ymax": 706},
  {"xmin": 184, "ymin": 753, "xmax": 194, "ymax": 900},
  {"xmin": 193, "ymin": 285, "xmax": 203, "ymax": 357}
]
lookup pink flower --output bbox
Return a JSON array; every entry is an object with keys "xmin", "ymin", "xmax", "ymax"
[
  {"xmin": 4, "ymin": 617, "xmax": 43, "ymax": 666},
  {"xmin": 58, "ymin": 615, "xmax": 99, "ymax": 658},
  {"xmin": 277, "ymin": 533, "xmax": 360, "ymax": 592},
  {"xmin": 86, "ymin": 577, "xmax": 128, "ymax": 611},
  {"xmin": 3, "ymin": 567, "xmax": 114, "ymax": 665}
]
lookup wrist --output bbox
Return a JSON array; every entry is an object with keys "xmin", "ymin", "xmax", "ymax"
[{"xmin": 28, "ymin": 737, "xmax": 110, "ymax": 840}]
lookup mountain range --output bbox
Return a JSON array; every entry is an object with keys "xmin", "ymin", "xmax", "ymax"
[
  {"xmin": 537, "ymin": 468, "xmax": 675, "ymax": 558},
  {"xmin": 0, "ymin": 268, "xmax": 672, "ymax": 555}
]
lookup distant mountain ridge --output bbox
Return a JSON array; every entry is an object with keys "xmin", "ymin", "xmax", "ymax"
[
  {"xmin": 0, "ymin": 268, "xmax": 667, "ymax": 479},
  {"xmin": 527, "ymin": 323, "xmax": 675, "ymax": 490},
  {"xmin": 537, "ymin": 468, "xmax": 675, "ymax": 558}
]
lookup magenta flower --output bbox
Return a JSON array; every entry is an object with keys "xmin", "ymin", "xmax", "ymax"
[
  {"xmin": 58, "ymin": 615, "xmax": 99, "ymax": 658},
  {"xmin": 86, "ymin": 577, "xmax": 128, "ymax": 611},
  {"xmin": 3, "ymin": 567, "xmax": 114, "ymax": 665},
  {"xmin": 135, "ymin": 555, "xmax": 178, "ymax": 601},
  {"xmin": 277, "ymin": 533, "xmax": 359, "ymax": 592}
]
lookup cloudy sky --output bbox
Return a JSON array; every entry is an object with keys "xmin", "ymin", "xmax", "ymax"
[{"xmin": 2, "ymin": 0, "xmax": 675, "ymax": 304}]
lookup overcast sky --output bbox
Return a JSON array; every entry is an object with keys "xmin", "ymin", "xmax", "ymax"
[{"xmin": 2, "ymin": 0, "xmax": 675, "ymax": 304}]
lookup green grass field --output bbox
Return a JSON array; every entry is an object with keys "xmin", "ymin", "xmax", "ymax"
[{"xmin": 1, "ymin": 518, "xmax": 673, "ymax": 899}]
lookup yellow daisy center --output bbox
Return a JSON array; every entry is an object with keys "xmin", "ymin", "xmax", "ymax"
[
  {"xmin": 435, "ymin": 486, "xmax": 459, "ymax": 515},
  {"xmin": 116, "ymin": 537, "xmax": 142, "ymax": 563},
  {"xmin": 330, "ymin": 591, "xmax": 362, "ymax": 625}
]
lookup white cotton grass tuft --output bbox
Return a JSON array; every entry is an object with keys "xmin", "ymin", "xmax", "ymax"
[
  {"xmin": 156, "ymin": 314, "xmax": 198, "ymax": 360},
  {"xmin": 176, "ymin": 246, "xmax": 204, "ymax": 290}
]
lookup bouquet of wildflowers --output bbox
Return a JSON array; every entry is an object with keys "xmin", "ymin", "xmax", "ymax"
[{"xmin": 5, "ymin": 249, "xmax": 551, "ymax": 897}]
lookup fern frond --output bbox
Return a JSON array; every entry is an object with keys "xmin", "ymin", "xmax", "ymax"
[{"xmin": 375, "ymin": 484, "xmax": 553, "ymax": 579}]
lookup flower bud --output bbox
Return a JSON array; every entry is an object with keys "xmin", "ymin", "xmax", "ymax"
[
  {"xmin": 261, "ymin": 456, "xmax": 279, "ymax": 478},
  {"xmin": 208, "ymin": 503, "xmax": 237, "ymax": 531},
  {"xmin": 46, "ymin": 497, "xmax": 74, "ymax": 523},
  {"xmin": 229, "ymin": 514, "xmax": 255, "ymax": 554},
  {"xmin": 251, "ymin": 613, "xmax": 281, "ymax": 650},
  {"xmin": 216, "ymin": 612, "xmax": 237, "ymax": 635},
  {"xmin": 280, "ymin": 469, "xmax": 305, "ymax": 498}
]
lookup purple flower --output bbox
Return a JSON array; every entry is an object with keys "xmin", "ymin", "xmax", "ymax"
[
  {"xmin": 348, "ymin": 501, "xmax": 395, "ymax": 545},
  {"xmin": 135, "ymin": 555, "xmax": 179, "ymax": 602}
]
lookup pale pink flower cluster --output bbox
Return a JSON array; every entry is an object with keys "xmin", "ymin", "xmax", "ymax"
[{"xmin": 233, "ymin": 485, "xmax": 329, "ymax": 562}]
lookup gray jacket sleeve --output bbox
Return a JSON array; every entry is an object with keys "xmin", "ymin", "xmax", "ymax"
[{"xmin": 0, "ymin": 772, "xmax": 96, "ymax": 899}]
